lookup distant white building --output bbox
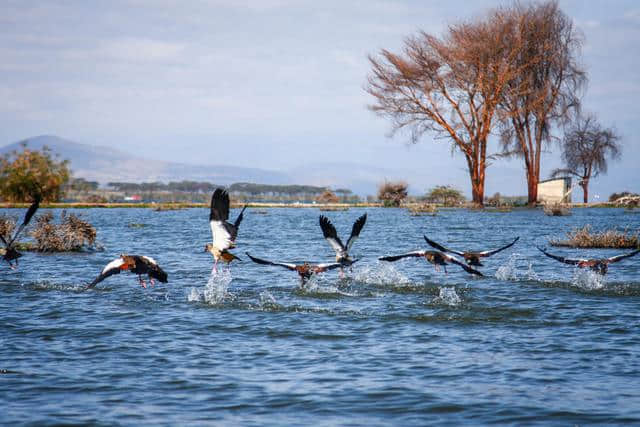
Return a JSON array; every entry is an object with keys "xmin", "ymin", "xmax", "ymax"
[{"xmin": 537, "ymin": 177, "xmax": 572, "ymax": 204}]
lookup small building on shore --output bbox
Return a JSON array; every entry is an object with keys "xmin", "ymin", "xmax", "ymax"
[{"xmin": 537, "ymin": 177, "xmax": 572, "ymax": 204}]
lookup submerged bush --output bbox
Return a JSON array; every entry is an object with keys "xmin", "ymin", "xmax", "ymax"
[
  {"xmin": 543, "ymin": 202, "xmax": 571, "ymax": 216},
  {"xmin": 0, "ymin": 214, "xmax": 16, "ymax": 242},
  {"xmin": 407, "ymin": 203, "xmax": 437, "ymax": 216},
  {"xmin": 30, "ymin": 211, "xmax": 98, "ymax": 252},
  {"xmin": 550, "ymin": 225, "xmax": 640, "ymax": 249}
]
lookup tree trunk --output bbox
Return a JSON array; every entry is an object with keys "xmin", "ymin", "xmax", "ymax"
[
  {"xmin": 581, "ymin": 179, "xmax": 589, "ymax": 203},
  {"xmin": 527, "ymin": 171, "xmax": 538, "ymax": 206},
  {"xmin": 467, "ymin": 157, "xmax": 485, "ymax": 207},
  {"xmin": 471, "ymin": 180, "xmax": 485, "ymax": 207}
]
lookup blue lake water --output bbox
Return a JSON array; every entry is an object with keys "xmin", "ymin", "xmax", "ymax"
[{"xmin": 1, "ymin": 206, "xmax": 639, "ymax": 425}]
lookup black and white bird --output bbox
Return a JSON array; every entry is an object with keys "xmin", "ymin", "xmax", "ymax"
[
  {"xmin": 379, "ymin": 240, "xmax": 483, "ymax": 276},
  {"xmin": 424, "ymin": 236, "xmax": 519, "ymax": 267},
  {"xmin": 1, "ymin": 197, "xmax": 40, "ymax": 269},
  {"xmin": 87, "ymin": 254, "xmax": 168, "ymax": 288},
  {"xmin": 319, "ymin": 213, "xmax": 366, "ymax": 271},
  {"xmin": 205, "ymin": 189, "xmax": 247, "ymax": 273},
  {"xmin": 537, "ymin": 246, "xmax": 640, "ymax": 275},
  {"xmin": 246, "ymin": 252, "xmax": 348, "ymax": 285}
]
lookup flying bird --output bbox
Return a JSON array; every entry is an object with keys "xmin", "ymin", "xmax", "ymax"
[
  {"xmin": 379, "ymin": 249, "xmax": 483, "ymax": 276},
  {"xmin": 424, "ymin": 235, "xmax": 519, "ymax": 266},
  {"xmin": 319, "ymin": 214, "xmax": 367, "ymax": 270},
  {"xmin": 536, "ymin": 246, "xmax": 640, "ymax": 275},
  {"xmin": 246, "ymin": 252, "xmax": 348, "ymax": 285},
  {"xmin": 87, "ymin": 254, "xmax": 168, "ymax": 288},
  {"xmin": 1, "ymin": 197, "xmax": 40, "ymax": 269},
  {"xmin": 205, "ymin": 188, "xmax": 247, "ymax": 273}
]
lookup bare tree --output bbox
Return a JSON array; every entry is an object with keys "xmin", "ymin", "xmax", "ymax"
[
  {"xmin": 498, "ymin": 0, "xmax": 586, "ymax": 206},
  {"xmin": 366, "ymin": 9, "xmax": 534, "ymax": 207},
  {"xmin": 551, "ymin": 113, "xmax": 621, "ymax": 203}
]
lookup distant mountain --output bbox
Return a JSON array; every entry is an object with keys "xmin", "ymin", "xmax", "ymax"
[
  {"xmin": 0, "ymin": 135, "xmax": 290, "ymax": 186},
  {"xmin": 0, "ymin": 135, "xmax": 459, "ymax": 196}
]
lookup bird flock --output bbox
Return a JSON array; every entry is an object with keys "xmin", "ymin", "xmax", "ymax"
[{"xmin": 2, "ymin": 189, "xmax": 639, "ymax": 288}]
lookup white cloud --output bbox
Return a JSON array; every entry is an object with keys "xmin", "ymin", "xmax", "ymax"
[{"xmin": 98, "ymin": 38, "xmax": 185, "ymax": 63}]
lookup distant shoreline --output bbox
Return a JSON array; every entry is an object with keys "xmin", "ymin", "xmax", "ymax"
[{"xmin": 0, "ymin": 202, "xmax": 631, "ymax": 209}]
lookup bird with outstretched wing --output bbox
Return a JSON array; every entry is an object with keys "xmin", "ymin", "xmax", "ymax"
[
  {"xmin": 1, "ymin": 197, "xmax": 40, "ymax": 269},
  {"xmin": 424, "ymin": 235, "xmax": 519, "ymax": 266}
]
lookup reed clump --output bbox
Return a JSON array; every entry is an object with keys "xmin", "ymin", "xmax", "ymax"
[
  {"xmin": 0, "ymin": 215, "xmax": 16, "ymax": 241},
  {"xmin": 30, "ymin": 211, "xmax": 99, "ymax": 252},
  {"xmin": 550, "ymin": 225, "xmax": 640, "ymax": 248},
  {"xmin": 543, "ymin": 202, "xmax": 571, "ymax": 216},
  {"xmin": 408, "ymin": 203, "xmax": 437, "ymax": 216}
]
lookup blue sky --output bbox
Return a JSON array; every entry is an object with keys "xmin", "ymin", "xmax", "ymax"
[{"xmin": 1, "ymin": 0, "xmax": 638, "ymax": 199}]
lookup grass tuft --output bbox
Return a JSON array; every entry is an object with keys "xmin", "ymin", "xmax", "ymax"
[
  {"xmin": 30, "ymin": 211, "xmax": 100, "ymax": 252},
  {"xmin": 550, "ymin": 225, "xmax": 640, "ymax": 248}
]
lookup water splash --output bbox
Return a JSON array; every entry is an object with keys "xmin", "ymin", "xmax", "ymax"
[
  {"xmin": 187, "ymin": 269, "xmax": 233, "ymax": 305},
  {"xmin": 432, "ymin": 287, "xmax": 462, "ymax": 306},
  {"xmin": 571, "ymin": 268, "xmax": 605, "ymax": 291},
  {"xmin": 258, "ymin": 291, "xmax": 279, "ymax": 310},
  {"xmin": 495, "ymin": 253, "xmax": 537, "ymax": 281},
  {"xmin": 526, "ymin": 262, "xmax": 539, "ymax": 281},
  {"xmin": 354, "ymin": 263, "xmax": 411, "ymax": 286}
]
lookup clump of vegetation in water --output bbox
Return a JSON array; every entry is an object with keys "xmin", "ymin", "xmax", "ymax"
[
  {"xmin": 30, "ymin": 211, "xmax": 99, "ymax": 252},
  {"xmin": 550, "ymin": 225, "xmax": 639, "ymax": 248},
  {"xmin": 0, "ymin": 214, "xmax": 16, "ymax": 241},
  {"xmin": 407, "ymin": 203, "xmax": 437, "ymax": 216},
  {"xmin": 543, "ymin": 202, "xmax": 571, "ymax": 216},
  {"xmin": 128, "ymin": 223, "xmax": 148, "ymax": 228}
]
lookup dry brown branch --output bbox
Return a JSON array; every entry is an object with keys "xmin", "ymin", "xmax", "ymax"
[
  {"xmin": 550, "ymin": 225, "xmax": 640, "ymax": 248},
  {"xmin": 30, "ymin": 211, "xmax": 98, "ymax": 252},
  {"xmin": 0, "ymin": 214, "xmax": 17, "ymax": 242}
]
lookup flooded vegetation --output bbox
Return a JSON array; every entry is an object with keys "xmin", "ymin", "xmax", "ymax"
[
  {"xmin": 550, "ymin": 224, "xmax": 640, "ymax": 248},
  {"xmin": 30, "ymin": 211, "xmax": 99, "ymax": 252}
]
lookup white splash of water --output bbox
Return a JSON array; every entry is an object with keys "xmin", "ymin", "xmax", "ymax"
[
  {"xmin": 495, "ymin": 253, "xmax": 537, "ymax": 281},
  {"xmin": 187, "ymin": 287, "xmax": 200, "ymax": 302},
  {"xmin": 354, "ymin": 263, "xmax": 411, "ymax": 286},
  {"xmin": 187, "ymin": 269, "xmax": 233, "ymax": 304},
  {"xmin": 258, "ymin": 291, "xmax": 278, "ymax": 309},
  {"xmin": 571, "ymin": 268, "xmax": 605, "ymax": 290},
  {"xmin": 526, "ymin": 261, "xmax": 539, "ymax": 281},
  {"xmin": 433, "ymin": 287, "xmax": 462, "ymax": 306}
]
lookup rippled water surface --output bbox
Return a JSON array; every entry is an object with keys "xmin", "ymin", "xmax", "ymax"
[{"xmin": 1, "ymin": 207, "xmax": 639, "ymax": 425}]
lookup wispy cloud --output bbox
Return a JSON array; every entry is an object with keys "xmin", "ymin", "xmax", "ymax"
[{"xmin": 98, "ymin": 38, "xmax": 185, "ymax": 63}]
